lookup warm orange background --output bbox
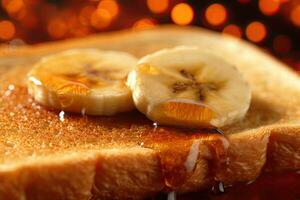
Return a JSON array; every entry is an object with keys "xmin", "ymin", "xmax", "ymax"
[{"xmin": 0, "ymin": 0, "xmax": 299, "ymax": 69}]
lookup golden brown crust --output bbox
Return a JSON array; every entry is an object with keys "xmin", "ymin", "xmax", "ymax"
[
  {"xmin": 0, "ymin": 153, "xmax": 97, "ymax": 200},
  {"xmin": 0, "ymin": 26, "xmax": 300, "ymax": 199}
]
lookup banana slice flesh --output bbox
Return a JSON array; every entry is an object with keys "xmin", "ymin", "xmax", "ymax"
[
  {"xmin": 28, "ymin": 49, "xmax": 137, "ymax": 115},
  {"xmin": 127, "ymin": 46, "xmax": 251, "ymax": 128}
]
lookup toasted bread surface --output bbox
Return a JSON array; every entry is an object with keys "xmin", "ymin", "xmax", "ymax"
[{"xmin": 0, "ymin": 26, "xmax": 300, "ymax": 199}]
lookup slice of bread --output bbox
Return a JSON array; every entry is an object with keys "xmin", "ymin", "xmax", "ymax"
[{"xmin": 0, "ymin": 25, "xmax": 300, "ymax": 200}]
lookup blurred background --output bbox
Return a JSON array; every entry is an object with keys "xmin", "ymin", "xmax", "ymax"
[{"xmin": 0, "ymin": 0, "xmax": 299, "ymax": 70}]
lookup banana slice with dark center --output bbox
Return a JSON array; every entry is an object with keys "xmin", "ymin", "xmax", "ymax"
[
  {"xmin": 28, "ymin": 49, "xmax": 137, "ymax": 115},
  {"xmin": 127, "ymin": 46, "xmax": 251, "ymax": 128}
]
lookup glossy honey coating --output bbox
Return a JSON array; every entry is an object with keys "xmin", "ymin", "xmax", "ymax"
[
  {"xmin": 0, "ymin": 64, "xmax": 230, "ymax": 190},
  {"xmin": 127, "ymin": 46, "xmax": 251, "ymax": 128},
  {"xmin": 27, "ymin": 49, "xmax": 137, "ymax": 116}
]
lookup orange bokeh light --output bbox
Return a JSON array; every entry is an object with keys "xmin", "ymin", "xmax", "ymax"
[
  {"xmin": 0, "ymin": 20, "xmax": 16, "ymax": 40},
  {"xmin": 90, "ymin": 9, "xmax": 112, "ymax": 29},
  {"xmin": 133, "ymin": 18, "xmax": 156, "ymax": 30},
  {"xmin": 222, "ymin": 24, "xmax": 242, "ymax": 38},
  {"xmin": 61, "ymin": 10, "xmax": 80, "ymax": 33},
  {"xmin": 205, "ymin": 3, "xmax": 227, "ymax": 26},
  {"xmin": 290, "ymin": 5, "xmax": 300, "ymax": 27},
  {"xmin": 79, "ymin": 6, "xmax": 96, "ymax": 26},
  {"xmin": 2, "ymin": 0, "xmax": 24, "ymax": 14},
  {"xmin": 273, "ymin": 35, "xmax": 291, "ymax": 53},
  {"xmin": 259, "ymin": 0, "xmax": 280, "ymax": 16},
  {"xmin": 47, "ymin": 18, "xmax": 67, "ymax": 39},
  {"xmin": 98, "ymin": 0, "xmax": 120, "ymax": 19},
  {"xmin": 246, "ymin": 21, "xmax": 267, "ymax": 43},
  {"xmin": 171, "ymin": 3, "xmax": 194, "ymax": 25},
  {"xmin": 147, "ymin": 0, "xmax": 169, "ymax": 14}
]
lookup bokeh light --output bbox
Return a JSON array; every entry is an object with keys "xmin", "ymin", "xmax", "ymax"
[
  {"xmin": 259, "ymin": 0, "xmax": 280, "ymax": 16},
  {"xmin": 171, "ymin": 3, "xmax": 194, "ymax": 25},
  {"xmin": 0, "ymin": 20, "xmax": 16, "ymax": 41},
  {"xmin": 0, "ymin": 0, "xmax": 299, "ymax": 72},
  {"xmin": 222, "ymin": 24, "xmax": 242, "ymax": 38},
  {"xmin": 90, "ymin": 8, "xmax": 113, "ymax": 30},
  {"xmin": 205, "ymin": 3, "xmax": 227, "ymax": 26},
  {"xmin": 290, "ymin": 5, "xmax": 300, "ymax": 27},
  {"xmin": 133, "ymin": 18, "xmax": 156, "ymax": 30},
  {"xmin": 273, "ymin": 35, "xmax": 292, "ymax": 54},
  {"xmin": 97, "ymin": 0, "xmax": 120, "ymax": 19},
  {"xmin": 2, "ymin": 0, "xmax": 24, "ymax": 14},
  {"xmin": 246, "ymin": 21, "xmax": 267, "ymax": 43},
  {"xmin": 147, "ymin": 0, "xmax": 168, "ymax": 14},
  {"xmin": 79, "ymin": 6, "xmax": 96, "ymax": 26},
  {"xmin": 47, "ymin": 18, "xmax": 67, "ymax": 39}
]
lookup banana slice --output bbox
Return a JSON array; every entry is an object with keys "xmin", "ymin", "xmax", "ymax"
[
  {"xmin": 127, "ymin": 46, "xmax": 251, "ymax": 128},
  {"xmin": 28, "ymin": 49, "xmax": 137, "ymax": 115}
]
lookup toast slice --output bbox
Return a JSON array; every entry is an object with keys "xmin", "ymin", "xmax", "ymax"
[{"xmin": 0, "ymin": 25, "xmax": 300, "ymax": 200}]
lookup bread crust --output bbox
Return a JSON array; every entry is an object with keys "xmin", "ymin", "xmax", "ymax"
[{"xmin": 0, "ymin": 26, "xmax": 300, "ymax": 199}]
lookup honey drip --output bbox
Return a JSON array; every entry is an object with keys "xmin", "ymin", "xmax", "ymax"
[{"xmin": 141, "ymin": 126, "xmax": 229, "ymax": 190}]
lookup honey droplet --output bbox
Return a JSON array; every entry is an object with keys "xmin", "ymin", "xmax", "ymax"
[
  {"xmin": 8, "ymin": 84, "xmax": 15, "ymax": 91},
  {"xmin": 28, "ymin": 76, "xmax": 42, "ymax": 86},
  {"xmin": 81, "ymin": 107, "xmax": 86, "ymax": 116},
  {"xmin": 211, "ymin": 181, "xmax": 225, "ymax": 194},
  {"xmin": 59, "ymin": 111, "xmax": 65, "ymax": 122}
]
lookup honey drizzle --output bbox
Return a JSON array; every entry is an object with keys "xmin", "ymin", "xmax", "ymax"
[
  {"xmin": 1, "ymin": 79, "xmax": 229, "ymax": 195},
  {"xmin": 141, "ymin": 125, "xmax": 229, "ymax": 191}
]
